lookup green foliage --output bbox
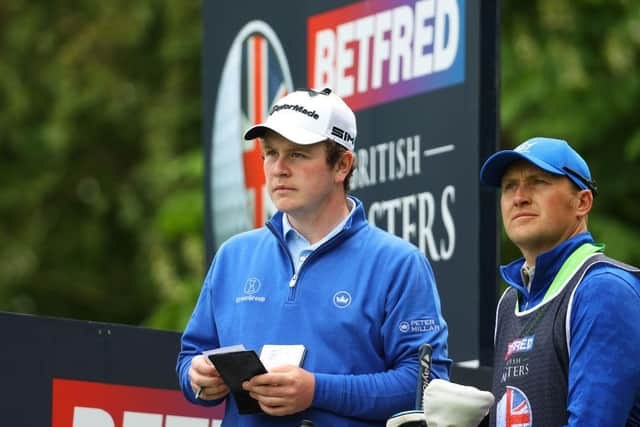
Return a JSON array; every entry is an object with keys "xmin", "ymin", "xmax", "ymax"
[
  {"xmin": 0, "ymin": 0, "xmax": 203, "ymax": 329},
  {"xmin": 500, "ymin": 0, "xmax": 640, "ymax": 267}
]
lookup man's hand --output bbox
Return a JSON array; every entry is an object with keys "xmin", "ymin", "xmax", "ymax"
[
  {"xmin": 188, "ymin": 355, "xmax": 230, "ymax": 400},
  {"xmin": 242, "ymin": 365, "xmax": 315, "ymax": 416}
]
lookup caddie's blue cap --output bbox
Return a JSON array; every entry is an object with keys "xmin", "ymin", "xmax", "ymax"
[{"xmin": 480, "ymin": 137, "xmax": 598, "ymax": 195}]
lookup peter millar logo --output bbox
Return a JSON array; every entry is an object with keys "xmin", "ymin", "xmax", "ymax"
[
  {"xmin": 399, "ymin": 321, "xmax": 411, "ymax": 333},
  {"xmin": 209, "ymin": 21, "xmax": 294, "ymax": 251},
  {"xmin": 399, "ymin": 318, "xmax": 440, "ymax": 333},
  {"xmin": 333, "ymin": 291, "xmax": 352, "ymax": 308}
]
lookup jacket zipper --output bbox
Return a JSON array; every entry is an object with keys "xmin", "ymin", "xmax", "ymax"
[
  {"xmin": 266, "ymin": 217, "xmax": 354, "ymax": 297},
  {"xmin": 289, "ymin": 274, "xmax": 298, "ymax": 288}
]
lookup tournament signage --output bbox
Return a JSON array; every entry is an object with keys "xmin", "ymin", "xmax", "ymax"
[
  {"xmin": 52, "ymin": 379, "xmax": 223, "ymax": 426},
  {"xmin": 308, "ymin": 0, "xmax": 464, "ymax": 110},
  {"xmin": 0, "ymin": 312, "xmax": 225, "ymax": 426},
  {"xmin": 204, "ymin": 0, "xmax": 498, "ymax": 363}
]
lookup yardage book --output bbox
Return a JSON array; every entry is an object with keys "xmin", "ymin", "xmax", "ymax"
[{"xmin": 203, "ymin": 344, "xmax": 307, "ymax": 415}]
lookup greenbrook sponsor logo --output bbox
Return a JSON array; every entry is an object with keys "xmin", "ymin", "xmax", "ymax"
[{"xmin": 235, "ymin": 295, "xmax": 266, "ymax": 303}]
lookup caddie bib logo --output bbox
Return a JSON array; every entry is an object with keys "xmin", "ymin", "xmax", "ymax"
[{"xmin": 496, "ymin": 386, "xmax": 532, "ymax": 427}]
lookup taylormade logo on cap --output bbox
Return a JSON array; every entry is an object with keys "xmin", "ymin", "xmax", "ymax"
[
  {"xmin": 243, "ymin": 87, "xmax": 357, "ymax": 151},
  {"xmin": 270, "ymin": 103, "xmax": 320, "ymax": 120}
]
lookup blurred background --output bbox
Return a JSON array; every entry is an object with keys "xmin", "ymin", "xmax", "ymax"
[{"xmin": 1, "ymin": 0, "xmax": 639, "ymax": 331}]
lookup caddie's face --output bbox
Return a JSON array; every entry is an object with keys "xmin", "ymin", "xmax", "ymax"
[
  {"xmin": 500, "ymin": 160, "xmax": 587, "ymax": 258},
  {"xmin": 261, "ymin": 131, "xmax": 347, "ymax": 219}
]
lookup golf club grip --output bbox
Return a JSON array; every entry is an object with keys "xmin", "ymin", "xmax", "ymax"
[{"xmin": 415, "ymin": 343, "xmax": 432, "ymax": 409}]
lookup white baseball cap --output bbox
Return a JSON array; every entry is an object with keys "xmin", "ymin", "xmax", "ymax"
[{"xmin": 243, "ymin": 88, "xmax": 357, "ymax": 151}]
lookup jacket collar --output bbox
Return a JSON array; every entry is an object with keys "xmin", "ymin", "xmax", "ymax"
[
  {"xmin": 499, "ymin": 232, "xmax": 595, "ymax": 301},
  {"xmin": 266, "ymin": 195, "xmax": 367, "ymax": 243}
]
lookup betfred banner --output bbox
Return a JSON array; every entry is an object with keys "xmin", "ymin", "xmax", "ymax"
[
  {"xmin": 52, "ymin": 379, "xmax": 223, "ymax": 427},
  {"xmin": 0, "ymin": 312, "xmax": 221, "ymax": 427},
  {"xmin": 308, "ymin": 0, "xmax": 464, "ymax": 111},
  {"xmin": 204, "ymin": 0, "xmax": 497, "ymax": 363}
]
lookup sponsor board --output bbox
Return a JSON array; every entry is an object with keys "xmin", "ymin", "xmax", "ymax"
[
  {"xmin": 308, "ymin": 0, "xmax": 465, "ymax": 110},
  {"xmin": 52, "ymin": 379, "xmax": 224, "ymax": 427}
]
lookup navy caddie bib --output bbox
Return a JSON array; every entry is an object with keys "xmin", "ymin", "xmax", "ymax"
[{"xmin": 490, "ymin": 248, "xmax": 639, "ymax": 427}]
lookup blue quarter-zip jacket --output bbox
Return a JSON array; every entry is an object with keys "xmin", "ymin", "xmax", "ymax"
[
  {"xmin": 498, "ymin": 232, "xmax": 640, "ymax": 426},
  {"xmin": 177, "ymin": 198, "xmax": 451, "ymax": 426}
]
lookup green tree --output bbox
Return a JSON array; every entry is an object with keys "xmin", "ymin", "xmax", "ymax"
[
  {"xmin": 0, "ymin": 1, "xmax": 203, "ymax": 329},
  {"xmin": 500, "ymin": 0, "xmax": 640, "ymax": 266}
]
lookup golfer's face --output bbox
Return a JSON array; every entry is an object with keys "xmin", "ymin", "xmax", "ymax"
[{"xmin": 261, "ymin": 133, "xmax": 338, "ymax": 218}]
